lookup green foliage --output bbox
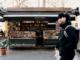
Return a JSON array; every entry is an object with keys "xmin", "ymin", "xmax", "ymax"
[{"xmin": 0, "ymin": 39, "xmax": 9, "ymax": 49}]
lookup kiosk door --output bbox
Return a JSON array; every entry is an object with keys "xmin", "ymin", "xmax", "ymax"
[{"xmin": 36, "ymin": 30, "xmax": 43, "ymax": 46}]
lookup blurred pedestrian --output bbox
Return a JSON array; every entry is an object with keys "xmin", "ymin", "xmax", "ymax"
[{"xmin": 55, "ymin": 12, "xmax": 78, "ymax": 60}]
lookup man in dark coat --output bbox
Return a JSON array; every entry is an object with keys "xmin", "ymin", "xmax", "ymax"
[{"xmin": 56, "ymin": 13, "xmax": 78, "ymax": 60}]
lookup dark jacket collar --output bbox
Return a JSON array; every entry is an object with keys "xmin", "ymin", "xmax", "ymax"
[{"xmin": 60, "ymin": 21, "xmax": 71, "ymax": 29}]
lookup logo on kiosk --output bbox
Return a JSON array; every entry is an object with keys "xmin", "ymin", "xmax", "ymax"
[{"xmin": 34, "ymin": 17, "xmax": 45, "ymax": 20}]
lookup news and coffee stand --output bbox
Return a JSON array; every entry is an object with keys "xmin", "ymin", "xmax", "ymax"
[{"xmin": 4, "ymin": 8, "xmax": 75, "ymax": 47}]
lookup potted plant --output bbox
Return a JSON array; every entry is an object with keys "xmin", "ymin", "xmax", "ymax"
[{"xmin": 0, "ymin": 39, "xmax": 9, "ymax": 55}]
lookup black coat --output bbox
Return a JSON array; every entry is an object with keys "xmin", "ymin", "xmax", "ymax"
[{"xmin": 56, "ymin": 25, "xmax": 78, "ymax": 56}]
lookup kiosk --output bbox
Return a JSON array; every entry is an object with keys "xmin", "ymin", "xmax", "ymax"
[{"xmin": 3, "ymin": 8, "xmax": 75, "ymax": 46}]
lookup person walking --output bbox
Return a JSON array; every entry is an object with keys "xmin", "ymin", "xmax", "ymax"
[{"xmin": 55, "ymin": 12, "xmax": 78, "ymax": 60}]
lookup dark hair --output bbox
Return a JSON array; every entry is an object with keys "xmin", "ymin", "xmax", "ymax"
[
  {"xmin": 58, "ymin": 13, "xmax": 64, "ymax": 19},
  {"xmin": 64, "ymin": 13, "xmax": 70, "ymax": 21},
  {"xmin": 58, "ymin": 12, "xmax": 70, "ymax": 22}
]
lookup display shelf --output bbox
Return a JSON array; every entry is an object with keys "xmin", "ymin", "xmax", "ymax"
[
  {"xmin": 9, "ymin": 31, "xmax": 36, "ymax": 39},
  {"xmin": 43, "ymin": 30, "xmax": 58, "ymax": 39}
]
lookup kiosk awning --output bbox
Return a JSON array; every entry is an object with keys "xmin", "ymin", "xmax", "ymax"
[
  {"xmin": 4, "ymin": 14, "xmax": 75, "ymax": 17},
  {"xmin": 4, "ymin": 11, "xmax": 75, "ymax": 21},
  {"xmin": 4, "ymin": 11, "xmax": 75, "ymax": 17}
]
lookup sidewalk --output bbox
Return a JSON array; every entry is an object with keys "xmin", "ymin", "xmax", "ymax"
[{"xmin": 0, "ymin": 47, "xmax": 80, "ymax": 60}]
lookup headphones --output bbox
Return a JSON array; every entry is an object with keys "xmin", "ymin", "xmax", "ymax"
[{"xmin": 60, "ymin": 17, "xmax": 66, "ymax": 22}]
